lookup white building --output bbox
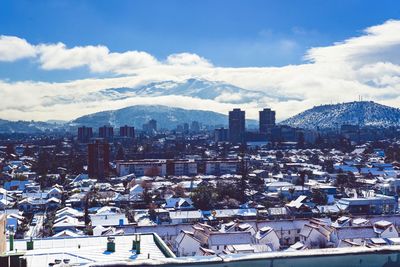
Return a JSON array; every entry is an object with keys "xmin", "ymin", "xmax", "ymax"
[{"xmin": 255, "ymin": 226, "xmax": 280, "ymax": 251}]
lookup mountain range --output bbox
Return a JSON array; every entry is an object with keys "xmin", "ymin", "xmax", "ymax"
[
  {"xmin": 71, "ymin": 105, "xmax": 258, "ymax": 129},
  {"xmin": 45, "ymin": 78, "xmax": 297, "ymax": 105},
  {"xmin": 281, "ymin": 101, "xmax": 400, "ymax": 129},
  {"xmin": 1, "ymin": 77, "xmax": 400, "ymax": 133},
  {"xmin": 0, "ymin": 105, "xmax": 259, "ymax": 133}
]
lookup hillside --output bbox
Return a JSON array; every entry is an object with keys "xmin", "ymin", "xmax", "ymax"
[
  {"xmin": 72, "ymin": 105, "xmax": 258, "ymax": 130},
  {"xmin": 281, "ymin": 101, "xmax": 400, "ymax": 129}
]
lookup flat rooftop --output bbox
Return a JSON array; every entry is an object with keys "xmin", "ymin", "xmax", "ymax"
[{"xmin": 10, "ymin": 233, "xmax": 170, "ymax": 267}]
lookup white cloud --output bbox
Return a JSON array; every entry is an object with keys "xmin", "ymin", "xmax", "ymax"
[
  {"xmin": 1, "ymin": 20, "xmax": 400, "ymax": 122},
  {"xmin": 0, "ymin": 35, "xmax": 36, "ymax": 61},
  {"xmin": 165, "ymin": 53, "xmax": 212, "ymax": 67},
  {"xmin": 37, "ymin": 43, "xmax": 109, "ymax": 70},
  {"xmin": 37, "ymin": 43, "xmax": 158, "ymax": 73},
  {"xmin": 304, "ymin": 20, "xmax": 400, "ymax": 66}
]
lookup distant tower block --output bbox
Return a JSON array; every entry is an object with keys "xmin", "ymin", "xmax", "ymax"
[
  {"xmin": 120, "ymin": 125, "xmax": 135, "ymax": 138},
  {"xmin": 259, "ymin": 108, "xmax": 276, "ymax": 134},
  {"xmin": 229, "ymin": 108, "xmax": 246, "ymax": 144}
]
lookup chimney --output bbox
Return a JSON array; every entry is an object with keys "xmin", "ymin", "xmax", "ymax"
[
  {"xmin": 107, "ymin": 236, "xmax": 115, "ymax": 252},
  {"xmin": 27, "ymin": 237, "xmax": 34, "ymax": 250},
  {"xmin": 132, "ymin": 234, "xmax": 141, "ymax": 254}
]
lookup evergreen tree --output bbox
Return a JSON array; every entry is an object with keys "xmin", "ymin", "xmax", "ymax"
[{"xmin": 192, "ymin": 185, "xmax": 215, "ymax": 210}]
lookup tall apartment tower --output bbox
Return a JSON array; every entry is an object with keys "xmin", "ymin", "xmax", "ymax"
[
  {"xmin": 77, "ymin": 126, "xmax": 93, "ymax": 143},
  {"xmin": 99, "ymin": 125, "xmax": 114, "ymax": 140},
  {"xmin": 259, "ymin": 108, "xmax": 276, "ymax": 133},
  {"xmin": 148, "ymin": 119, "xmax": 157, "ymax": 132},
  {"xmin": 120, "ymin": 125, "xmax": 135, "ymax": 138},
  {"xmin": 229, "ymin": 108, "xmax": 246, "ymax": 144},
  {"xmin": 88, "ymin": 139, "xmax": 110, "ymax": 179}
]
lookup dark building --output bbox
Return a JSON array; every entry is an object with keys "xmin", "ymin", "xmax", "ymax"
[
  {"xmin": 148, "ymin": 119, "xmax": 157, "ymax": 132},
  {"xmin": 229, "ymin": 108, "xmax": 245, "ymax": 144},
  {"xmin": 214, "ymin": 127, "xmax": 229, "ymax": 142},
  {"xmin": 143, "ymin": 119, "xmax": 157, "ymax": 135},
  {"xmin": 120, "ymin": 125, "xmax": 135, "ymax": 138},
  {"xmin": 88, "ymin": 139, "xmax": 110, "ymax": 179},
  {"xmin": 259, "ymin": 108, "xmax": 276, "ymax": 134},
  {"xmin": 271, "ymin": 125, "xmax": 298, "ymax": 143},
  {"xmin": 190, "ymin": 121, "xmax": 200, "ymax": 133},
  {"xmin": 77, "ymin": 126, "xmax": 93, "ymax": 143},
  {"xmin": 99, "ymin": 125, "xmax": 114, "ymax": 140}
]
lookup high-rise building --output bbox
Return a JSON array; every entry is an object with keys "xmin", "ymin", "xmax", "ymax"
[
  {"xmin": 229, "ymin": 108, "xmax": 245, "ymax": 144},
  {"xmin": 215, "ymin": 127, "xmax": 229, "ymax": 142},
  {"xmin": 259, "ymin": 108, "xmax": 276, "ymax": 134},
  {"xmin": 120, "ymin": 125, "xmax": 135, "ymax": 138},
  {"xmin": 99, "ymin": 125, "xmax": 114, "ymax": 140},
  {"xmin": 190, "ymin": 121, "xmax": 200, "ymax": 133},
  {"xmin": 77, "ymin": 126, "xmax": 93, "ymax": 143},
  {"xmin": 143, "ymin": 119, "xmax": 157, "ymax": 135},
  {"xmin": 148, "ymin": 119, "xmax": 157, "ymax": 132},
  {"xmin": 88, "ymin": 139, "xmax": 110, "ymax": 179}
]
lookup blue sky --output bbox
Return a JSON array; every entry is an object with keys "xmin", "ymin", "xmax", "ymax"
[
  {"xmin": 1, "ymin": 1, "xmax": 400, "ymax": 121},
  {"xmin": 1, "ymin": 0, "xmax": 400, "ymax": 81}
]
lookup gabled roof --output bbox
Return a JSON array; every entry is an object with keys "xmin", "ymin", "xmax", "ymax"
[
  {"xmin": 208, "ymin": 232, "xmax": 252, "ymax": 246},
  {"xmin": 287, "ymin": 195, "xmax": 308, "ymax": 209},
  {"xmin": 52, "ymin": 230, "xmax": 82, "ymax": 238},
  {"xmin": 335, "ymin": 226, "xmax": 375, "ymax": 240}
]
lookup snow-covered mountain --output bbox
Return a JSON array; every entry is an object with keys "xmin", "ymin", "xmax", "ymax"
[
  {"xmin": 282, "ymin": 101, "xmax": 400, "ymax": 129},
  {"xmin": 0, "ymin": 119, "xmax": 63, "ymax": 133},
  {"xmin": 99, "ymin": 78, "xmax": 273, "ymax": 104},
  {"xmin": 46, "ymin": 78, "xmax": 295, "ymax": 105},
  {"xmin": 72, "ymin": 105, "xmax": 258, "ymax": 129}
]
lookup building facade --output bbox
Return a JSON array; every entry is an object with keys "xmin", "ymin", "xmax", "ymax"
[
  {"xmin": 229, "ymin": 108, "xmax": 245, "ymax": 144},
  {"xmin": 259, "ymin": 108, "xmax": 276, "ymax": 134},
  {"xmin": 77, "ymin": 126, "xmax": 93, "ymax": 143},
  {"xmin": 120, "ymin": 125, "xmax": 135, "ymax": 138},
  {"xmin": 88, "ymin": 140, "xmax": 110, "ymax": 179},
  {"xmin": 98, "ymin": 125, "xmax": 114, "ymax": 140}
]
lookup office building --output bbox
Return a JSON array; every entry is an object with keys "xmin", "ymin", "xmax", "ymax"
[
  {"xmin": 143, "ymin": 119, "xmax": 157, "ymax": 135},
  {"xmin": 259, "ymin": 108, "xmax": 276, "ymax": 134},
  {"xmin": 229, "ymin": 108, "xmax": 245, "ymax": 144}
]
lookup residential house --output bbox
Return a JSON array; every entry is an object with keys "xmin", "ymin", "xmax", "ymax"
[{"xmin": 255, "ymin": 226, "xmax": 280, "ymax": 251}]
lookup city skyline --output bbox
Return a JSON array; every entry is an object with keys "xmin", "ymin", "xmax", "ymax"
[
  {"xmin": 1, "ymin": 1, "xmax": 400, "ymax": 121},
  {"xmin": 2, "ymin": 2, "xmax": 400, "ymax": 267}
]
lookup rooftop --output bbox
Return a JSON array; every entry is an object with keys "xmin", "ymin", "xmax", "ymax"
[{"xmin": 11, "ymin": 233, "xmax": 173, "ymax": 267}]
